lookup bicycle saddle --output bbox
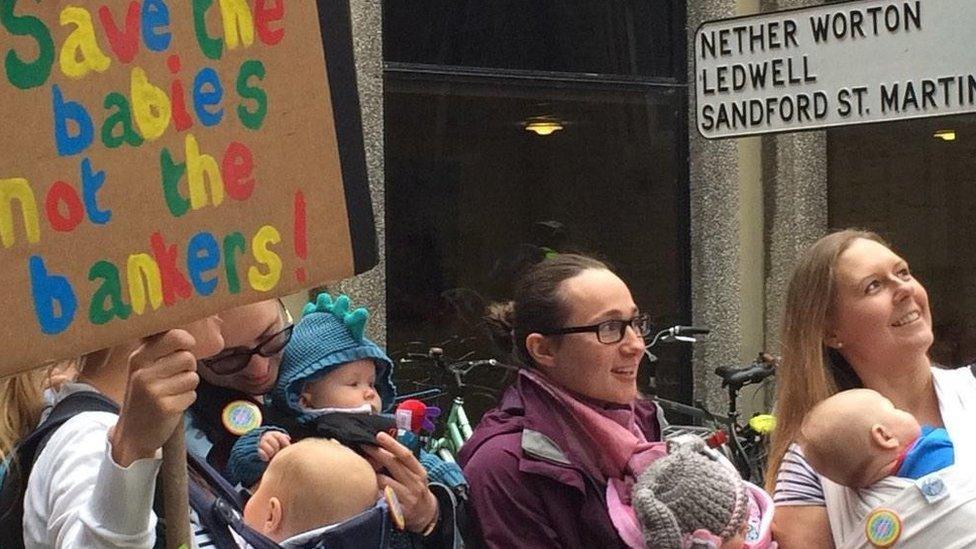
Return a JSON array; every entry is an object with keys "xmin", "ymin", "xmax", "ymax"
[{"xmin": 714, "ymin": 363, "xmax": 774, "ymax": 390}]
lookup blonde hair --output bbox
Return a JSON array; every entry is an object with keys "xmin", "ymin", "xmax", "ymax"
[
  {"xmin": 764, "ymin": 229, "xmax": 887, "ymax": 492},
  {"xmin": 0, "ymin": 360, "xmax": 78, "ymax": 460},
  {"xmin": 262, "ymin": 438, "xmax": 378, "ymax": 536}
]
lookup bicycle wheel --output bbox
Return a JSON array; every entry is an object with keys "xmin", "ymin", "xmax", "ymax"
[{"xmin": 735, "ymin": 427, "xmax": 770, "ymax": 484}]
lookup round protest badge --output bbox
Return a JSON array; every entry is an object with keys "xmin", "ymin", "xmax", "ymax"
[
  {"xmin": 865, "ymin": 508, "xmax": 902, "ymax": 548},
  {"xmin": 221, "ymin": 400, "xmax": 262, "ymax": 436},
  {"xmin": 385, "ymin": 485, "xmax": 406, "ymax": 531}
]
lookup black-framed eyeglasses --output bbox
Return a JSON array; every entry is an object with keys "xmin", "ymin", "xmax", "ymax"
[
  {"xmin": 538, "ymin": 313, "xmax": 651, "ymax": 344},
  {"xmin": 199, "ymin": 324, "xmax": 294, "ymax": 375}
]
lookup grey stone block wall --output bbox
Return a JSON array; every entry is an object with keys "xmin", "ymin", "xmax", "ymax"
[
  {"xmin": 689, "ymin": 0, "xmax": 829, "ymax": 410},
  {"xmin": 688, "ymin": 0, "xmax": 746, "ymax": 413},
  {"xmin": 762, "ymin": 133, "xmax": 827, "ymax": 352},
  {"xmin": 330, "ymin": 0, "xmax": 387, "ymax": 346},
  {"xmin": 759, "ymin": 0, "xmax": 828, "ymax": 410}
]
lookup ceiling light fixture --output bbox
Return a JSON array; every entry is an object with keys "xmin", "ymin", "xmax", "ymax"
[{"xmin": 523, "ymin": 117, "xmax": 565, "ymax": 136}]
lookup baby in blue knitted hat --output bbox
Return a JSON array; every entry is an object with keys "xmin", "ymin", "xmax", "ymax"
[
  {"xmin": 271, "ymin": 292, "xmax": 398, "ymax": 422},
  {"xmin": 227, "ymin": 292, "xmax": 397, "ymax": 487},
  {"xmin": 227, "ymin": 293, "xmax": 466, "ymax": 503}
]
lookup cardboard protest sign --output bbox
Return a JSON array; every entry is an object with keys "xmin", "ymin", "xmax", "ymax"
[{"xmin": 0, "ymin": 0, "xmax": 378, "ymax": 376}]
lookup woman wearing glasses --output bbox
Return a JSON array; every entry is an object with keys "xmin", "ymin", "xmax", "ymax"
[
  {"xmin": 187, "ymin": 299, "xmax": 294, "ymax": 472},
  {"xmin": 458, "ymin": 254, "xmax": 661, "ymax": 549},
  {"xmin": 190, "ymin": 298, "xmax": 464, "ymax": 549}
]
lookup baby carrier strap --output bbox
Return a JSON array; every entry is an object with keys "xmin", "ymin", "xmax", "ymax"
[
  {"xmin": 187, "ymin": 449, "xmax": 395, "ymax": 548},
  {"xmin": 187, "ymin": 449, "xmax": 278, "ymax": 548},
  {"xmin": 187, "ymin": 477, "xmax": 280, "ymax": 549},
  {"xmin": 0, "ymin": 390, "xmax": 128, "ymax": 549},
  {"xmin": 310, "ymin": 503, "xmax": 391, "ymax": 549},
  {"xmin": 188, "ymin": 449, "xmax": 246, "ymax": 508}
]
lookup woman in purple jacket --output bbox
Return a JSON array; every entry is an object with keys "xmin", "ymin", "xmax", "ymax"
[{"xmin": 458, "ymin": 254, "xmax": 663, "ymax": 548}]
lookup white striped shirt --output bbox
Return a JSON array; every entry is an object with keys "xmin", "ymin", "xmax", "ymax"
[{"xmin": 772, "ymin": 443, "xmax": 826, "ymax": 506}]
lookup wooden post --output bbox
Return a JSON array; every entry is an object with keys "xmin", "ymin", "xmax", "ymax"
[{"xmin": 162, "ymin": 421, "xmax": 190, "ymax": 549}]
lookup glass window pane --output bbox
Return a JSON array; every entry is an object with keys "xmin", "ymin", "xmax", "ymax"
[
  {"xmin": 383, "ymin": 1, "xmax": 683, "ymax": 78},
  {"xmin": 828, "ymin": 114, "xmax": 976, "ymax": 366},
  {"xmin": 385, "ymin": 73, "xmax": 691, "ymax": 414}
]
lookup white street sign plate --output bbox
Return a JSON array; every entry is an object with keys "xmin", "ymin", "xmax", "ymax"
[{"xmin": 695, "ymin": 0, "xmax": 975, "ymax": 138}]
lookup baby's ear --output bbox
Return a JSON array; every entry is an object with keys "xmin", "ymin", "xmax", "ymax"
[
  {"xmin": 265, "ymin": 496, "xmax": 284, "ymax": 535},
  {"xmin": 870, "ymin": 423, "xmax": 901, "ymax": 450}
]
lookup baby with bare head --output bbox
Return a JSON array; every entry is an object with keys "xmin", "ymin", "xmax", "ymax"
[
  {"xmin": 243, "ymin": 438, "xmax": 379, "ymax": 543},
  {"xmin": 799, "ymin": 388, "xmax": 953, "ymax": 488}
]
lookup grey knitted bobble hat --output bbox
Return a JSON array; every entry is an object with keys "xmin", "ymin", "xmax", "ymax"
[{"xmin": 632, "ymin": 440, "xmax": 750, "ymax": 549}]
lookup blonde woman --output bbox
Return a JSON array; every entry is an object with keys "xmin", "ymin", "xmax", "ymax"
[
  {"xmin": 768, "ymin": 230, "xmax": 976, "ymax": 548},
  {"xmin": 22, "ymin": 319, "xmax": 222, "ymax": 548}
]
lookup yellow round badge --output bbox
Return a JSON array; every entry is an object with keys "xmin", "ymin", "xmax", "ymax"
[
  {"xmin": 221, "ymin": 400, "xmax": 262, "ymax": 436},
  {"xmin": 865, "ymin": 508, "xmax": 902, "ymax": 547},
  {"xmin": 385, "ymin": 485, "xmax": 406, "ymax": 531}
]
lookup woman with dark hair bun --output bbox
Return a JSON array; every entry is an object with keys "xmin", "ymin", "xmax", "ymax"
[{"xmin": 459, "ymin": 254, "xmax": 663, "ymax": 548}]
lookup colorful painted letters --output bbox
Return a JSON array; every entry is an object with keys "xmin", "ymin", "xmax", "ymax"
[{"xmin": 2, "ymin": 0, "xmax": 295, "ymax": 335}]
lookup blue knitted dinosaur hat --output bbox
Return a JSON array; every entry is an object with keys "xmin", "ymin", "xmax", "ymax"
[{"xmin": 272, "ymin": 293, "xmax": 396, "ymax": 422}]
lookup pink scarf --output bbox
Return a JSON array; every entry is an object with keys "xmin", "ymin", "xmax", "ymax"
[
  {"xmin": 519, "ymin": 370, "xmax": 781, "ymax": 548},
  {"xmin": 518, "ymin": 369, "xmax": 666, "ymax": 547},
  {"xmin": 518, "ymin": 368, "xmax": 667, "ymax": 492}
]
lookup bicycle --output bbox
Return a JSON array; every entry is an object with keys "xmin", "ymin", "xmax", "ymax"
[
  {"xmin": 642, "ymin": 324, "xmax": 777, "ymax": 483},
  {"xmin": 653, "ymin": 348, "xmax": 777, "ymax": 485},
  {"xmin": 394, "ymin": 346, "xmax": 517, "ymax": 462}
]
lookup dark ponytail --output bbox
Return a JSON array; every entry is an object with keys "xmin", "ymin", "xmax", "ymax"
[{"xmin": 485, "ymin": 254, "xmax": 609, "ymax": 367}]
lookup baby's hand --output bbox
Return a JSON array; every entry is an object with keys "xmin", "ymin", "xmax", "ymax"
[
  {"xmin": 720, "ymin": 534, "xmax": 745, "ymax": 549},
  {"xmin": 257, "ymin": 430, "xmax": 291, "ymax": 462}
]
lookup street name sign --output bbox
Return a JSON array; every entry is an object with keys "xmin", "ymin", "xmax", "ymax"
[{"xmin": 695, "ymin": 0, "xmax": 976, "ymax": 138}]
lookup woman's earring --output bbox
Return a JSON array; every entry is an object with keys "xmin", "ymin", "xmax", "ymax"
[{"xmin": 835, "ymin": 342, "xmax": 844, "ymax": 349}]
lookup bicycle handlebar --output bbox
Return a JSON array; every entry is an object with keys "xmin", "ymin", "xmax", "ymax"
[
  {"xmin": 401, "ymin": 352, "xmax": 436, "ymax": 361},
  {"xmin": 448, "ymin": 359, "xmax": 500, "ymax": 371},
  {"xmin": 672, "ymin": 326, "xmax": 710, "ymax": 336},
  {"xmin": 646, "ymin": 325, "xmax": 710, "ymax": 348},
  {"xmin": 397, "ymin": 351, "xmax": 517, "ymax": 387}
]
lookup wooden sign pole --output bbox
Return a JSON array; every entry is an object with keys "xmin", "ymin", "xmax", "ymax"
[{"xmin": 162, "ymin": 422, "xmax": 190, "ymax": 548}]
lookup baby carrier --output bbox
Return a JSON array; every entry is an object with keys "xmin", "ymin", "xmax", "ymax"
[
  {"xmin": 0, "ymin": 391, "xmax": 141, "ymax": 549},
  {"xmin": 607, "ymin": 438, "xmax": 776, "ymax": 549},
  {"xmin": 822, "ymin": 366, "xmax": 976, "ymax": 549},
  {"xmin": 823, "ymin": 468, "xmax": 976, "ymax": 549},
  {"xmin": 0, "ymin": 390, "xmax": 397, "ymax": 549},
  {"xmin": 188, "ymin": 447, "xmax": 395, "ymax": 548}
]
